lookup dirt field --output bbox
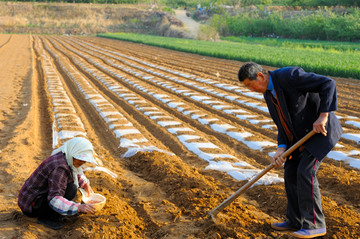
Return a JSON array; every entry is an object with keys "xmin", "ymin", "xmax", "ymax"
[
  {"xmin": 0, "ymin": 2, "xmax": 188, "ymax": 38},
  {"xmin": 0, "ymin": 34, "xmax": 359, "ymax": 239},
  {"xmin": 174, "ymin": 10, "xmax": 201, "ymax": 38}
]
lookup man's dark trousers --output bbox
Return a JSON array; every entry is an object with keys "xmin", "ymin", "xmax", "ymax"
[{"xmin": 284, "ymin": 149, "xmax": 326, "ymax": 229}]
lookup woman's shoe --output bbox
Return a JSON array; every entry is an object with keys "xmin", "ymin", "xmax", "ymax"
[{"xmin": 36, "ymin": 217, "xmax": 64, "ymax": 230}]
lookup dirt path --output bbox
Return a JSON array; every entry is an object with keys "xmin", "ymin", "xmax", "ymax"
[
  {"xmin": 174, "ymin": 9, "xmax": 201, "ymax": 38},
  {"xmin": 0, "ymin": 34, "xmax": 359, "ymax": 238}
]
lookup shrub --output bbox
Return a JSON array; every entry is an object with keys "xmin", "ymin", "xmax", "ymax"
[{"xmin": 210, "ymin": 8, "xmax": 360, "ymax": 41}]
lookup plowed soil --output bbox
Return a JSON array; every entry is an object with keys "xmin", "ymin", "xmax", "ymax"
[{"xmin": 0, "ymin": 34, "xmax": 359, "ymax": 239}]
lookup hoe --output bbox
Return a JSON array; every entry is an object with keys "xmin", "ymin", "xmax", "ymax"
[{"xmin": 209, "ymin": 130, "xmax": 316, "ymax": 221}]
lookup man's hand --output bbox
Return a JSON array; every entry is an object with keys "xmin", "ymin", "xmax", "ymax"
[
  {"xmin": 78, "ymin": 204, "xmax": 95, "ymax": 214},
  {"xmin": 272, "ymin": 147, "xmax": 286, "ymax": 167},
  {"xmin": 313, "ymin": 112, "xmax": 329, "ymax": 136}
]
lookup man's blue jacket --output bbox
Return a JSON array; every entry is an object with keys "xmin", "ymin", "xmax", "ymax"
[{"xmin": 264, "ymin": 67, "xmax": 343, "ymax": 160}]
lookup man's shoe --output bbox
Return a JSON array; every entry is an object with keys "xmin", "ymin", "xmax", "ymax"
[
  {"xmin": 291, "ymin": 228, "xmax": 326, "ymax": 238},
  {"xmin": 36, "ymin": 217, "xmax": 64, "ymax": 230},
  {"xmin": 271, "ymin": 221, "xmax": 299, "ymax": 231}
]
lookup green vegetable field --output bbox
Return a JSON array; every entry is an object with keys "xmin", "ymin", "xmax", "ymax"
[{"xmin": 98, "ymin": 33, "xmax": 360, "ymax": 80}]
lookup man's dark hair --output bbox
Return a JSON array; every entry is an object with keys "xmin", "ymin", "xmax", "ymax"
[{"xmin": 238, "ymin": 62, "xmax": 266, "ymax": 82}]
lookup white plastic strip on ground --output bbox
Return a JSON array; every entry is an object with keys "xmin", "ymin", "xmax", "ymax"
[
  {"xmin": 345, "ymin": 120, "xmax": 360, "ymax": 129},
  {"xmin": 327, "ymin": 150, "xmax": 360, "ymax": 169},
  {"xmin": 66, "ymin": 37, "xmax": 360, "ymax": 170},
  {"xmin": 44, "ymin": 39, "xmax": 170, "ymax": 158},
  {"xmin": 36, "ymin": 38, "xmax": 111, "ymax": 171},
  {"xmin": 343, "ymin": 134, "xmax": 360, "ymax": 143},
  {"xmin": 35, "ymin": 39, "xmax": 87, "ymax": 148},
  {"xmin": 83, "ymin": 166, "xmax": 118, "ymax": 178}
]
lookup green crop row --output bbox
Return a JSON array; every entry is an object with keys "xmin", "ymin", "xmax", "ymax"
[
  {"xmin": 97, "ymin": 32, "xmax": 360, "ymax": 80},
  {"xmin": 221, "ymin": 36, "xmax": 360, "ymax": 53}
]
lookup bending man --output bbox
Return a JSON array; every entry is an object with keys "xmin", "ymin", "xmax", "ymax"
[{"xmin": 238, "ymin": 62, "xmax": 342, "ymax": 238}]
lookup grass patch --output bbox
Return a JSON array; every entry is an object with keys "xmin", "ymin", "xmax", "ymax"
[
  {"xmin": 98, "ymin": 32, "xmax": 360, "ymax": 80},
  {"xmin": 221, "ymin": 36, "xmax": 360, "ymax": 53}
]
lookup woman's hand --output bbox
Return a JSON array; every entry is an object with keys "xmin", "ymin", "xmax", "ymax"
[
  {"xmin": 83, "ymin": 183, "xmax": 94, "ymax": 197},
  {"xmin": 78, "ymin": 204, "xmax": 95, "ymax": 214},
  {"xmin": 272, "ymin": 147, "xmax": 286, "ymax": 167}
]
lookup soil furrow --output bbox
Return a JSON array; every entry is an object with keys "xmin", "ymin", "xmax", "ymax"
[
  {"xmin": 38, "ymin": 36, "xmax": 184, "ymax": 238},
  {"xmin": 41, "ymin": 36, "xmax": 290, "ymax": 238},
  {"xmin": 1, "ymin": 35, "xmax": 359, "ymax": 239},
  {"xmin": 80, "ymin": 36, "xmax": 240, "ymax": 81},
  {"xmin": 54, "ymin": 36, "xmax": 360, "ymax": 214},
  {"xmin": 0, "ymin": 34, "xmax": 12, "ymax": 49}
]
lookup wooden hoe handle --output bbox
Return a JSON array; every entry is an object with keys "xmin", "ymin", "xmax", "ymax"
[{"xmin": 209, "ymin": 130, "xmax": 316, "ymax": 219}]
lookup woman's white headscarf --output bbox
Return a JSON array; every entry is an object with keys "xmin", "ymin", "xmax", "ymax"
[{"xmin": 51, "ymin": 137, "xmax": 98, "ymax": 187}]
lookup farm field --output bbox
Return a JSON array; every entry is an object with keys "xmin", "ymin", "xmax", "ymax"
[{"xmin": 0, "ymin": 34, "xmax": 359, "ymax": 238}]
